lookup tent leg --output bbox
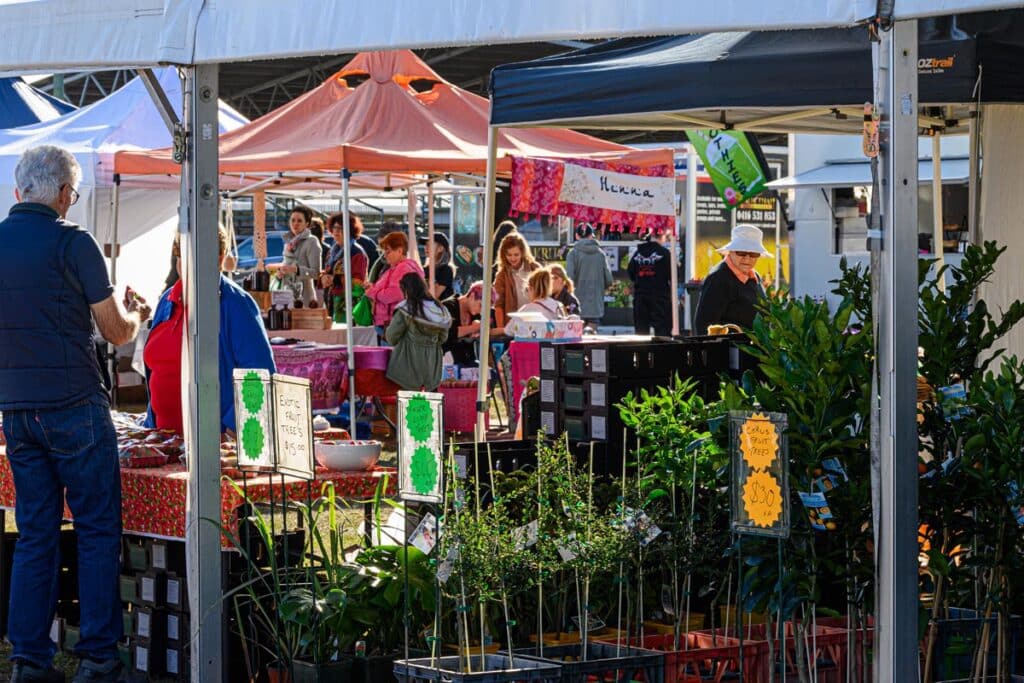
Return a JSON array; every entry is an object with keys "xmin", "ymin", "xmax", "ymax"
[
  {"xmin": 476, "ymin": 128, "xmax": 499, "ymax": 442},
  {"xmin": 182, "ymin": 63, "xmax": 224, "ymax": 683},
  {"xmin": 874, "ymin": 19, "xmax": 920, "ymax": 683},
  {"xmin": 969, "ymin": 111, "xmax": 982, "ymax": 244},
  {"xmin": 685, "ymin": 145, "xmax": 698, "ymax": 333},
  {"xmin": 407, "ymin": 189, "xmax": 420, "ymax": 266},
  {"xmin": 108, "ymin": 177, "xmax": 122, "ymax": 407},
  {"xmin": 428, "ymin": 181, "xmax": 436, "ymax": 293},
  {"xmin": 342, "ymin": 170, "xmax": 358, "ymax": 436},
  {"xmin": 931, "ymin": 133, "xmax": 945, "ymax": 289},
  {"xmin": 669, "ymin": 219, "xmax": 680, "ymax": 337}
]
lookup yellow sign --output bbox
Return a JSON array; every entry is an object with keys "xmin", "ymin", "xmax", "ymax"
[
  {"xmin": 743, "ymin": 469, "xmax": 784, "ymax": 528},
  {"xmin": 739, "ymin": 413, "xmax": 779, "ymax": 471}
]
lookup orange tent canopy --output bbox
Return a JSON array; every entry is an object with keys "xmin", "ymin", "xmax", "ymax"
[{"xmin": 114, "ymin": 50, "xmax": 671, "ymax": 177}]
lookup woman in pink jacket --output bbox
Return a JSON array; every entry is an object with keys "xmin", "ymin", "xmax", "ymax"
[{"xmin": 364, "ymin": 231, "xmax": 425, "ymax": 334}]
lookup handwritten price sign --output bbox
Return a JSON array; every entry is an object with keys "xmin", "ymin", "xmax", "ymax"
[{"xmin": 730, "ymin": 411, "xmax": 789, "ymax": 538}]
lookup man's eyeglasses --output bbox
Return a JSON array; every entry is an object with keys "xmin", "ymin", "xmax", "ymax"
[
  {"xmin": 62, "ymin": 184, "xmax": 80, "ymax": 206},
  {"xmin": 733, "ymin": 251, "xmax": 761, "ymax": 259}
]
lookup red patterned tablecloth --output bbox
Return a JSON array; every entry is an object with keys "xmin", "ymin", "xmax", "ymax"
[
  {"xmin": 0, "ymin": 452, "xmax": 396, "ymax": 544},
  {"xmin": 271, "ymin": 343, "xmax": 399, "ymax": 406}
]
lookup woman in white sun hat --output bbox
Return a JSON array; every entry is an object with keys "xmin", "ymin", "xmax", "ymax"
[{"xmin": 693, "ymin": 224, "xmax": 770, "ymax": 335}]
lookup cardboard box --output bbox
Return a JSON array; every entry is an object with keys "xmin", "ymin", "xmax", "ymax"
[{"xmin": 505, "ymin": 313, "xmax": 584, "ymax": 343}]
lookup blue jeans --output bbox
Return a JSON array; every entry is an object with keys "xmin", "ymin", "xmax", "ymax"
[{"xmin": 2, "ymin": 396, "xmax": 122, "ymax": 667}]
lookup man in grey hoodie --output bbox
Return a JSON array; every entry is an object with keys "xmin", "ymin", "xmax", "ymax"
[{"xmin": 565, "ymin": 225, "xmax": 613, "ymax": 327}]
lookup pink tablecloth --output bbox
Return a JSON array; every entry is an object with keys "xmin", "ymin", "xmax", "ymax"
[
  {"xmin": 510, "ymin": 341, "xmax": 541, "ymax": 424},
  {"xmin": 272, "ymin": 344, "xmax": 348, "ymax": 411}
]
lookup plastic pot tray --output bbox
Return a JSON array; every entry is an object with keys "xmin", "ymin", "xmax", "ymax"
[
  {"xmin": 394, "ymin": 654, "xmax": 562, "ymax": 682},
  {"xmin": 506, "ymin": 642, "xmax": 665, "ymax": 683}
]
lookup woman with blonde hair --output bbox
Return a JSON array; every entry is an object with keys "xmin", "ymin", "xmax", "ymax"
[
  {"xmin": 548, "ymin": 263, "xmax": 581, "ymax": 317},
  {"xmin": 492, "ymin": 230, "xmax": 540, "ymax": 326},
  {"xmin": 516, "ymin": 268, "xmax": 565, "ymax": 321}
]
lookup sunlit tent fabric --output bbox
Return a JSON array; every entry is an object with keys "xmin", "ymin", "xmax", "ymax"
[
  {"xmin": 0, "ymin": 77, "xmax": 74, "ymax": 128},
  {"xmin": 489, "ymin": 10, "xmax": 1024, "ymax": 134},
  {"xmin": 114, "ymin": 50, "xmax": 670, "ymax": 177}
]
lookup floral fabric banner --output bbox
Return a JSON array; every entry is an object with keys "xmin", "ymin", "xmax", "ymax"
[{"xmin": 510, "ymin": 156, "xmax": 676, "ymax": 233}]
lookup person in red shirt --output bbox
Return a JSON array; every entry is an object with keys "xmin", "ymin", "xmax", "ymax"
[{"xmin": 144, "ymin": 226, "xmax": 275, "ymax": 434}]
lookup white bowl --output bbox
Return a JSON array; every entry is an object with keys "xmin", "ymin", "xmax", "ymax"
[{"xmin": 314, "ymin": 440, "xmax": 381, "ymax": 471}]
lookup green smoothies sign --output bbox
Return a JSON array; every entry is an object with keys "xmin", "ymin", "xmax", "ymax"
[{"xmin": 686, "ymin": 129, "xmax": 771, "ymax": 208}]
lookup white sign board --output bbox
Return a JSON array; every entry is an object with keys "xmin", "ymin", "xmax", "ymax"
[
  {"xmin": 233, "ymin": 368, "xmax": 275, "ymax": 470},
  {"xmin": 397, "ymin": 390, "xmax": 444, "ymax": 503},
  {"xmin": 272, "ymin": 374, "xmax": 315, "ymax": 480},
  {"xmin": 559, "ymin": 163, "xmax": 675, "ymax": 217}
]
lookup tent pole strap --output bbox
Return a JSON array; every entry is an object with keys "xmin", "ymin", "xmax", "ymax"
[{"xmin": 476, "ymin": 129, "xmax": 499, "ymax": 442}]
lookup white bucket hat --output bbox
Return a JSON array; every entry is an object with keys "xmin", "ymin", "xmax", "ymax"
[{"xmin": 716, "ymin": 223, "xmax": 772, "ymax": 257}]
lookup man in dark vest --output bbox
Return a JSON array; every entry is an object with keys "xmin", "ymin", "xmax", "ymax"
[
  {"xmin": 0, "ymin": 145, "xmax": 150, "ymax": 683},
  {"xmin": 693, "ymin": 224, "xmax": 769, "ymax": 335}
]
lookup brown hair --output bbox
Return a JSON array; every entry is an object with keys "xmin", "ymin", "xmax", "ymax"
[
  {"xmin": 290, "ymin": 205, "xmax": 313, "ymax": 224},
  {"xmin": 496, "ymin": 231, "xmax": 537, "ymax": 274},
  {"xmin": 548, "ymin": 263, "xmax": 574, "ymax": 294},
  {"xmin": 528, "ymin": 267, "xmax": 552, "ymax": 300},
  {"xmin": 379, "ymin": 231, "xmax": 409, "ymax": 255},
  {"xmin": 327, "ymin": 211, "xmax": 365, "ymax": 238}
]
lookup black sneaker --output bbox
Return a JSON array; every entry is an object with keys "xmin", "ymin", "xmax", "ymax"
[
  {"xmin": 71, "ymin": 658, "xmax": 126, "ymax": 683},
  {"xmin": 10, "ymin": 659, "xmax": 65, "ymax": 683}
]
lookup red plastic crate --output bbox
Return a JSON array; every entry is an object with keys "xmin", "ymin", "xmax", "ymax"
[
  {"xmin": 699, "ymin": 622, "xmax": 849, "ymax": 683},
  {"xmin": 602, "ymin": 632, "xmax": 768, "ymax": 683}
]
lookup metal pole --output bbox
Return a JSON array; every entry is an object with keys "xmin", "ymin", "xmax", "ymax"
[
  {"xmin": 428, "ymin": 182, "xmax": 436, "ymax": 293},
  {"xmin": 475, "ymin": 129, "xmax": 499, "ymax": 442},
  {"xmin": 774, "ymin": 195, "xmax": 781, "ymax": 286},
  {"xmin": 968, "ymin": 111, "xmax": 982, "ymax": 244},
  {"xmin": 182, "ymin": 64, "xmax": 224, "ymax": 683},
  {"xmin": 407, "ymin": 189, "xmax": 421, "ymax": 266},
  {"xmin": 931, "ymin": 133, "xmax": 945, "ymax": 289},
  {"xmin": 685, "ymin": 145, "xmax": 698, "ymax": 332},
  {"xmin": 341, "ymin": 170, "xmax": 358, "ymax": 437},
  {"xmin": 110, "ymin": 175, "xmax": 120, "ymax": 286},
  {"xmin": 874, "ymin": 19, "xmax": 920, "ymax": 683},
  {"xmin": 669, "ymin": 220, "xmax": 680, "ymax": 336}
]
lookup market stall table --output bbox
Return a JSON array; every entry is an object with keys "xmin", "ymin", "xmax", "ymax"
[
  {"xmin": 0, "ymin": 451, "xmax": 396, "ymax": 542},
  {"xmin": 270, "ymin": 323, "xmax": 378, "ymax": 347}
]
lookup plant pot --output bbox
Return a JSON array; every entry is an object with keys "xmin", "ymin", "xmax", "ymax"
[
  {"xmin": 291, "ymin": 658, "xmax": 353, "ymax": 683},
  {"xmin": 267, "ymin": 663, "xmax": 290, "ymax": 683},
  {"xmin": 350, "ymin": 653, "xmax": 398, "ymax": 683}
]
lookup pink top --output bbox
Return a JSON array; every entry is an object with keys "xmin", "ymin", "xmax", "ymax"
[{"xmin": 364, "ymin": 258, "xmax": 425, "ymax": 327}]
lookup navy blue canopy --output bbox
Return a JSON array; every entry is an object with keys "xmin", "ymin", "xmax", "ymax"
[
  {"xmin": 489, "ymin": 10, "xmax": 1024, "ymax": 134},
  {"xmin": 0, "ymin": 77, "xmax": 74, "ymax": 128}
]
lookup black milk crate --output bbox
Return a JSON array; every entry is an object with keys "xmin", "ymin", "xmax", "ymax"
[
  {"xmin": 561, "ymin": 408, "xmax": 624, "ymax": 444},
  {"xmin": 573, "ymin": 340, "xmax": 686, "ymax": 380},
  {"xmin": 137, "ymin": 570, "xmax": 167, "ymax": 607},
  {"xmin": 133, "ymin": 636, "xmax": 167, "ymax": 677},
  {"xmin": 538, "ymin": 376, "xmax": 559, "ymax": 409},
  {"xmin": 395, "ymin": 654, "xmax": 562, "ymax": 682},
  {"xmin": 508, "ymin": 642, "xmax": 665, "ymax": 683},
  {"xmin": 134, "ymin": 605, "xmax": 168, "ymax": 648},
  {"xmin": 165, "ymin": 572, "xmax": 187, "ymax": 612},
  {"xmin": 167, "ymin": 610, "xmax": 189, "ymax": 645},
  {"xmin": 539, "ymin": 406, "xmax": 559, "ymax": 438},
  {"xmin": 560, "ymin": 377, "xmax": 670, "ymax": 413},
  {"xmin": 148, "ymin": 539, "xmax": 187, "ymax": 574},
  {"xmin": 165, "ymin": 642, "xmax": 186, "ymax": 680}
]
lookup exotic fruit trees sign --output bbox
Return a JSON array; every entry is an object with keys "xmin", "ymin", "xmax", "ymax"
[
  {"xmin": 730, "ymin": 411, "xmax": 789, "ymax": 538},
  {"xmin": 397, "ymin": 391, "xmax": 445, "ymax": 503}
]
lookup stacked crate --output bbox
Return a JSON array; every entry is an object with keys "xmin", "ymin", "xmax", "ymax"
[
  {"xmin": 538, "ymin": 337, "xmax": 742, "ymax": 459},
  {"xmin": 119, "ymin": 538, "xmax": 189, "ymax": 680}
]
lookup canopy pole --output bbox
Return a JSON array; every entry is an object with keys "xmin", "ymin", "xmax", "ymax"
[
  {"xmin": 931, "ymin": 133, "xmax": 945, "ymax": 290},
  {"xmin": 685, "ymin": 145, "xmax": 698, "ymax": 333},
  {"xmin": 669, "ymin": 215, "xmax": 680, "ymax": 337},
  {"xmin": 428, "ymin": 181, "xmax": 436, "ymax": 293},
  {"xmin": 182, "ymin": 63, "xmax": 224, "ymax": 683},
  {"xmin": 968, "ymin": 110, "xmax": 982, "ymax": 244},
  {"xmin": 874, "ymin": 19, "xmax": 920, "ymax": 683},
  {"xmin": 774, "ymin": 195, "xmax": 781, "ymax": 286},
  {"xmin": 110, "ymin": 174, "xmax": 121, "ymax": 286},
  {"xmin": 476, "ymin": 129, "xmax": 499, "ymax": 442},
  {"xmin": 341, "ymin": 170, "xmax": 358, "ymax": 435},
  {"xmin": 253, "ymin": 190, "xmax": 267, "ymax": 270},
  {"xmin": 407, "ymin": 189, "xmax": 421, "ymax": 266}
]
